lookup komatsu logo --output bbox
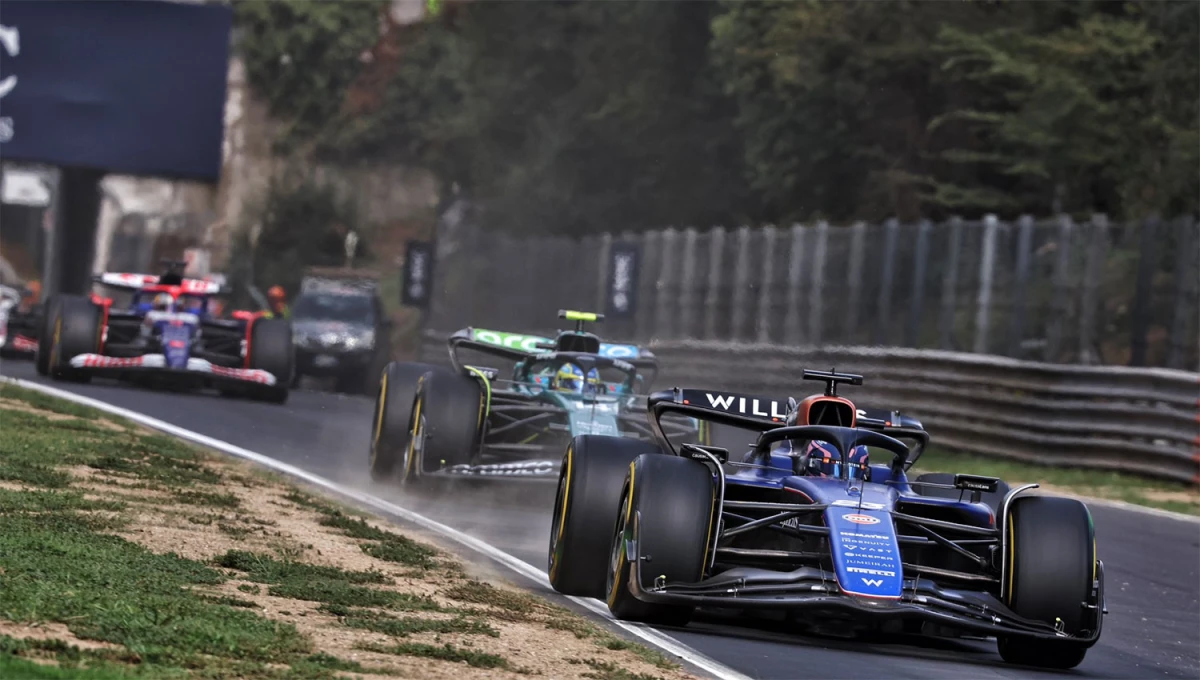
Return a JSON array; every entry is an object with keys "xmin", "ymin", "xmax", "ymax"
[{"xmin": 704, "ymin": 393, "xmax": 787, "ymax": 419}]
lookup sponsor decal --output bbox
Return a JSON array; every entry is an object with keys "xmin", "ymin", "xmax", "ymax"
[
  {"xmin": 447, "ymin": 460, "xmax": 557, "ymax": 477},
  {"xmin": 831, "ymin": 500, "xmax": 885, "ymax": 510},
  {"xmin": 702, "ymin": 392, "xmax": 787, "ymax": 419},
  {"xmin": 473, "ymin": 329, "xmax": 548, "ymax": 353},
  {"xmin": 847, "ymin": 567, "xmax": 895, "ymax": 577},
  {"xmin": 861, "ymin": 578, "xmax": 884, "ymax": 587},
  {"xmin": 842, "ymin": 513, "xmax": 880, "ymax": 525}
]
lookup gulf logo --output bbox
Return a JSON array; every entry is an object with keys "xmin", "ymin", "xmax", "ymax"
[{"xmin": 842, "ymin": 513, "xmax": 880, "ymax": 525}]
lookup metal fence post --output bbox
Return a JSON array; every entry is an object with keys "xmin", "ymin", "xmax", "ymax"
[
  {"xmin": 905, "ymin": 219, "xmax": 932, "ymax": 347},
  {"xmin": 1078, "ymin": 214, "xmax": 1109, "ymax": 365},
  {"xmin": 756, "ymin": 226, "xmax": 777, "ymax": 343},
  {"xmin": 1007, "ymin": 215, "xmax": 1034, "ymax": 357},
  {"xmin": 938, "ymin": 217, "xmax": 964, "ymax": 350},
  {"xmin": 703, "ymin": 227, "xmax": 726, "ymax": 340},
  {"xmin": 873, "ymin": 218, "xmax": 900, "ymax": 346},
  {"xmin": 1128, "ymin": 216, "xmax": 1160, "ymax": 367},
  {"xmin": 1044, "ymin": 215, "xmax": 1074, "ymax": 362},
  {"xmin": 655, "ymin": 227, "xmax": 679, "ymax": 340},
  {"xmin": 784, "ymin": 223, "xmax": 807, "ymax": 344},
  {"xmin": 678, "ymin": 227, "xmax": 698, "ymax": 339},
  {"xmin": 634, "ymin": 230, "xmax": 659, "ymax": 342},
  {"xmin": 730, "ymin": 225, "xmax": 752, "ymax": 342},
  {"xmin": 972, "ymin": 214, "xmax": 999, "ymax": 354},
  {"xmin": 1167, "ymin": 216, "xmax": 1198, "ymax": 370},
  {"xmin": 844, "ymin": 221, "xmax": 866, "ymax": 343},
  {"xmin": 595, "ymin": 231, "xmax": 612, "ymax": 314},
  {"xmin": 808, "ymin": 221, "xmax": 829, "ymax": 346}
]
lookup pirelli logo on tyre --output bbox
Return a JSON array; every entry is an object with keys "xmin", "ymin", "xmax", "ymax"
[{"xmin": 842, "ymin": 513, "xmax": 880, "ymax": 525}]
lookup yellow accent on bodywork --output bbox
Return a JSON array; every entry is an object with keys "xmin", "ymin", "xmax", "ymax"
[
  {"xmin": 562, "ymin": 310, "xmax": 598, "ymax": 322},
  {"xmin": 464, "ymin": 366, "xmax": 491, "ymax": 432}
]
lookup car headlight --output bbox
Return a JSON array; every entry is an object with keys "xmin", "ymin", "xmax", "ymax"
[{"xmin": 343, "ymin": 330, "xmax": 374, "ymax": 350}]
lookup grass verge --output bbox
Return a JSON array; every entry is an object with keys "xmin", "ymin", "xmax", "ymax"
[
  {"xmin": 0, "ymin": 383, "xmax": 692, "ymax": 679},
  {"xmin": 910, "ymin": 446, "xmax": 1200, "ymax": 516}
]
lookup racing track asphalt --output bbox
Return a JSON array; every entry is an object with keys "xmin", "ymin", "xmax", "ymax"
[{"xmin": 3, "ymin": 359, "xmax": 1197, "ymax": 680}]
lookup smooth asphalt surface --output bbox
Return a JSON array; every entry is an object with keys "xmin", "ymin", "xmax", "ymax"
[{"xmin": 3, "ymin": 359, "xmax": 1198, "ymax": 680}]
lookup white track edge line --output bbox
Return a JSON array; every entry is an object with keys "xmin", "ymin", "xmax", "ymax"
[{"xmin": 3, "ymin": 377, "xmax": 752, "ymax": 680}]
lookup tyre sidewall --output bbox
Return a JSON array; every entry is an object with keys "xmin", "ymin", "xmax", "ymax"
[
  {"xmin": 548, "ymin": 435, "xmax": 665, "ymax": 598},
  {"xmin": 370, "ymin": 362, "xmax": 442, "ymax": 481},
  {"xmin": 607, "ymin": 453, "xmax": 713, "ymax": 622},
  {"xmin": 410, "ymin": 369, "xmax": 483, "ymax": 477}
]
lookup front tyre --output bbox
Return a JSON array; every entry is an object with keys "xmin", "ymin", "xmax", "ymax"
[
  {"xmin": 402, "ymin": 368, "xmax": 482, "ymax": 484},
  {"xmin": 48, "ymin": 296, "xmax": 102, "ymax": 383},
  {"xmin": 548, "ymin": 436, "xmax": 665, "ymax": 598},
  {"xmin": 606, "ymin": 454, "xmax": 714, "ymax": 626},
  {"xmin": 247, "ymin": 317, "xmax": 293, "ymax": 404},
  {"xmin": 35, "ymin": 297, "xmax": 61, "ymax": 376},
  {"xmin": 998, "ymin": 495, "xmax": 1098, "ymax": 669},
  {"xmin": 370, "ymin": 362, "xmax": 443, "ymax": 482}
]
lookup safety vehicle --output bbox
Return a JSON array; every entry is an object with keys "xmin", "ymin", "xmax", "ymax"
[
  {"xmin": 547, "ymin": 369, "xmax": 1105, "ymax": 670},
  {"xmin": 369, "ymin": 310, "xmax": 704, "ymax": 484}
]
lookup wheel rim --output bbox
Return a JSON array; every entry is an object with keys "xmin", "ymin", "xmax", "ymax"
[
  {"xmin": 402, "ymin": 396, "xmax": 425, "ymax": 483},
  {"xmin": 548, "ymin": 469, "xmax": 569, "ymax": 575},
  {"xmin": 606, "ymin": 489, "xmax": 630, "ymax": 603}
]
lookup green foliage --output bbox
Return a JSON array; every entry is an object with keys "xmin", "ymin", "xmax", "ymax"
[
  {"xmin": 235, "ymin": 0, "xmax": 389, "ymax": 149},
  {"xmin": 249, "ymin": 174, "xmax": 366, "ymax": 297},
  {"xmin": 236, "ymin": 1, "xmax": 1197, "ymax": 231}
]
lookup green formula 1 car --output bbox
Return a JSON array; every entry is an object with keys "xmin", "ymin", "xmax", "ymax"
[{"xmin": 369, "ymin": 310, "xmax": 707, "ymax": 485}]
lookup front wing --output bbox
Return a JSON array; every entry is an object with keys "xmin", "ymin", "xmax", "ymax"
[
  {"xmin": 619, "ymin": 511, "xmax": 1105, "ymax": 644},
  {"xmin": 69, "ymin": 354, "xmax": 277, "ymax": 387}
]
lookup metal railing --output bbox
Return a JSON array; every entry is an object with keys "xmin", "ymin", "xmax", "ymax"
[
  {"xmin": 419, "ymin": 331, "xmax": 1200, "ymax": 485},
  {"xmin": 426, "ymin": 215, "xmax": 1200, "ymax": 371}
]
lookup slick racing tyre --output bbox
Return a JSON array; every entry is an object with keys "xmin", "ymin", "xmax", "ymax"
[
  {"xmin": 402, "ymin": 369, "xmax": 482, "ymax": 483},
  {"xmin": 370, "ymin": 362, "xmax": 443, "ymax": 482},
  {"xmin": 47, "ymin": 295, "xmax": 102, "ymax": 383},
  {"xmin": 998, "ymin": 495, "xmax": 1098, "ymax": 670},
  {"xmin": 247, "ymin": 317, "xmax": 293, "ymax": 404},
  {"xmin": 606, "ymin": 454, "xmax": 714, "ymax": 626},
  {"xmin": 548, "ymin": 436, "xmax": 665, "ymax": 598},
  {"xmin": 35, "ymin": 296, "xmax": 61, "ymax": 376}
]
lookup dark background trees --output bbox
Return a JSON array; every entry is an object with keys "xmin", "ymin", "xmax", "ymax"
[{"xmin": 234, "ymin": 0, "xmax": 1198, "ymax": 235}]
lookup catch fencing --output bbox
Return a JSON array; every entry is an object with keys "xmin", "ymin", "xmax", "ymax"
[
  {"xmin": 418, "ymin": 331, "xmax": 1200, "ymax": 485},
  {"xmin": 426, "ymin": 214, "xmax": 1199, "ymax": 371}
]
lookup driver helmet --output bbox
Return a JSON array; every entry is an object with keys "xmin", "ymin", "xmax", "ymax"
[
  {"xmin": 551, "ymin": 363, "xmax": 601, "ymax": 394},
  {"xmin": 799, "ymin": 440, "xmax": 870, "ymax": 480},
  {"xmin": 152, "ymin": 293, "xmax": 174, "ymax": 312}
]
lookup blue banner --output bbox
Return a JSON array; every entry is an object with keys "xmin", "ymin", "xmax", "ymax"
[{"xmin": 0, "ymin": 1, "xmax": 231, "ymax": 181}]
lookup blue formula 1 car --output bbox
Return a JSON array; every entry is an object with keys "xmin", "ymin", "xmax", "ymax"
[
  {"xmin": 369, "ymin": 310, "xmax": 706, "ymax": 485},
  {"xmin": 38, "ymin": 261, "xmax": 293, "ymax": 403},
  {"xmin": 548, "ymin": 369, "xmax": 1105, "ymax": 670}
]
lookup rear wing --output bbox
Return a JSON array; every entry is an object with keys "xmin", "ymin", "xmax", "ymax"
[
  {"xmin": 645, "ymin": 387, "xmax": 929, "ymax": 464},
  {"xmin": 446, "ymin": 326, "xmax": 657, "ymax": 370},
  {"xmin": 93, "ymin": 272, "xmax": 225, "ymax": 296},
  {"xmin": 300, "ymin": 267, "xmax": 382, "ymax": 295}
]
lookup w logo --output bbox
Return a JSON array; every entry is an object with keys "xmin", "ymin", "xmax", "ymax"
[{"xmin": 861, "ymin": 578, "xmax": 884, "ymax": 588}]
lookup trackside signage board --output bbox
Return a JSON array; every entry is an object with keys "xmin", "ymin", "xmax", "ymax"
[
  {"xmin": 469, "ymin": 328, "xmax": 641, "ymax": 359},
  {"xmin": 0, "ymin": 1, "xmax": 232, "ymax": 181}
]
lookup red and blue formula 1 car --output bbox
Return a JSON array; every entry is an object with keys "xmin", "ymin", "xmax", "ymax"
[
  {"xmin": 548, "ymin": 369, "xmax": 1105, "ymax": 670},
  {"xmin": 37, "ymin": 261, "xmax": 293, "ymax": 403}
]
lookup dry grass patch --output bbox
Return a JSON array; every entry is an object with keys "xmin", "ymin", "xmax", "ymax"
[{"xmin": 0, "ymin": 384, "xmax": 699, "ymax": 680}]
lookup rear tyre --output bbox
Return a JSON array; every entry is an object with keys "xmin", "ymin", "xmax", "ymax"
[
  {"xmin": 997, "ymin": 495, "xmax": 1097, "ymax": 669},
  {"xmin": 402, "ymin": 369, "xmax": 483, "ymax": 484},
  {"xmin": 548, "ymin": 436, "xmax": 666, "ymax": 598},
  {"xmin": 35, "ymin": 297, "xmax": 61, "ymax": 376},
  {"xmin": 48, "ymin": 296, "xmax": 102, "ymax": 383},
  {"xmin": 606, "ymin": 454, "xmax": 713, "ymax": 626},
  {"xmin": 369, "ymin": 362, "xmax": 443, "ymax": 482},
  {"xmin": 247, "ymin": 318, "xmax": 293, "ymax": 404}
]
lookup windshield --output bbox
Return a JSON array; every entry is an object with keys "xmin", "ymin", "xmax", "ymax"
[{"xmin": 292, "ymin": 293, "xmax": 375, "ymax": 324}]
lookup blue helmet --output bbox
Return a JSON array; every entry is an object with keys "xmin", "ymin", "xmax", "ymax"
[
  {"xmin": 801, "ymin": 440, "xmax": 870, "ymax": 480},
  {"xmin": 552, "ymin": 363, "xmax": 602, "ymax": 394}
]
